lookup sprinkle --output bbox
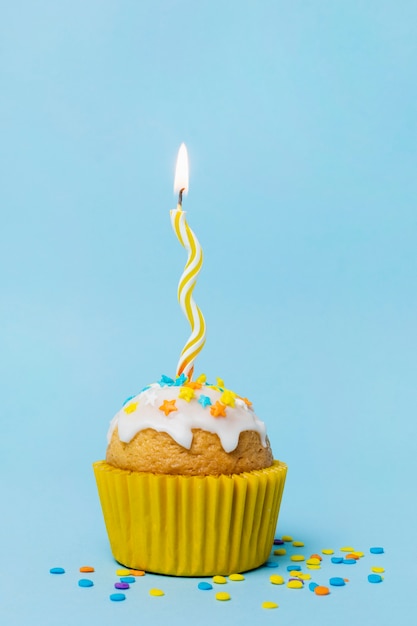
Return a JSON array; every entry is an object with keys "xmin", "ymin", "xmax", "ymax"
[
  {"xmin": 159, "ymin": 399, "xmax": 177, "ymax": 416},
  {"xmin": 110, "ymin": 593, "xmax": 126, "ymax": 602},
  {"xmin": 149, "ymin": 588, "xmax": 165, "ymax": 596},
  {"xmin": 352, "ymin": 551, "xmax": 364, "ymax": 558},
  {"xmin": 370, "ymin": 547, "xmax": 384, "ymax": 554},
  {"xmin": 198, "ymin": 394, "xmax": 212, "ymax": 408},
  {"xmin": 322, "ymin": 549, "xmax": 334, "ymax": 555},
  {"xmin": 79, "ymin": 566, "xmax": 95, "ymax": 573},
  {"xmin": 216, "ymin": 592, "xmax": 231, "ymax": 601},
  {"xmin": 221, "ymin": 390, "xmax": 236, "ymax": 407},
  {"xmin": 184, "ymin": 381, "xmax": 202, "ymax": 390},
  {"xmin": 212, "ymin": 575, "xmax": 227, "ymax": 584},
  {"xmin": 331, "ymin": 557, "xmax": 343, "ymax": 564},
  {"xmin": 306, "ymin": 558, "xmax": 320, "ymax": 566},
  {"xmin": 309, "ymin": 582, "xmax": 318, "ymax": 592},
  {"xmin": 290, "ymin": 555, "xmax": 305, "ymax": 562},
  {"xmin": 287, "ymin": 565, "xmax": 301, "ymax": 571},
  {"xmin": 120, "ymin": 576, "xmax": 135, "ymax": 583},
  {"xmin": 50, "ymin": 567, "xmax": 65, "ymax": 574},
  {"xmin": 143, "ymin": 390, "xmax": 157, "ymax": 406},
  {"xmin": 329, "ymin": 577, "xmax": 345, "ymax": 586},
  {"xmin": 129, "ymin": 570, "xmax": 145, "ymax": 576},
  {"xmin": 265, "ymin": 561, "xmax": 279, "ymax": 568},
  {"xmin": 270, "ymin": 575, "xmax": 284, "ymax": 585},
  {"xmin": 310, "ymin": 554, "xmax": 322, "ymax": 561},
  {"xmin": 229, "ymin": 574, "xmax": 244, "ymax": 581},
  {"xmin": 216, "ymin": 378, "xmax": 225, "ymax": 388},
  {"xmin": 116, "ymin": 569, "xmax": 131, "ymax": 576},
  {"xmin": 123, "ymin": 401, "xmax": 138, "ymax": 414},
  {"xmin": 174, "ymin": 373, "xmax": 188, "ymax": 386},
  {"xmin": 289, "ymin": 570, "xmax": 303, "ymax": 577},
  {"xmin": 198, "ymin": 582, "xmax": 213, "ymax": 590},
  {"xmin": 287, "ymin": 580, "xmax": 303, "ymax": 589},
  {"xmin": 368, "ymin": 574, "xmax": 383, "ymax": 583},
  {"xmin": 159, "ymin": 375, "xmax": 175, "ymax": 386},
  {"xmin": 262, "ymin": 601, "xmax": 278, "ymax": 609},
  {"xmin": 196, "ymin": 374, "xmax": 207, "ymax": 384},
  {"xmin": 346, "ymin": 553, "xmax": 360, "ymax": 560},
  {"xmin": 292, "ymin": 541, "xmax": 304, "ymax": 547},
  {"xmin": 314, "ymin": 585, "xmax": 330, "ymax": 596},
  {"xmin": 210, "ymin": 401, "xmax": 227, "ymax": 418},
  {"xmin": 306, "ymin": 565, "xmax": 321, "ymax": 570},
  {"xmin": 340, "ymin": 546, "xmax": 355, "ymax": 552},
  {"xmin": 371, "ymin": 567, "xmax": 385, "ymax": 573},
  {"xmin": 297, "ymin": 573, "xmax": 312, "ymax": 581},
  {"xmin": 281, "ymin": 535, "xmax": 293, "ymax": 542},
  {"xmin": 178, "ymin": 386, "xmax": 195, "ymax": 402},
  {"xmin": 342, "ymin": 559, "xmax": 356, "ymax": 565},
  {"xmin": 273, "ymin": 539, "xmax": 284, "ymax": 545},
  {"xmin": 78, "ymin": 579, "xmax": 94, "ymax": 587},
  {"xmin": 115, "ymin": 582, "xmax": 129, "ymax": 590},
  {"xmin": 274, "ymin": 549, "xmax": 286, "ymax": 556}
]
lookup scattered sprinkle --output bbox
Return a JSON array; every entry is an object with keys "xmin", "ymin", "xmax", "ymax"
[
  {"xmin": 79, "ymin": 566, "xmax": 95, "ymax": 573},
  {"xmin": 78, "ymin": 579, "xmax": 93, "ymax": 588},
  {"xmin": 212, "ymin": 575, "xmax": 227, "ymax": 584},
  {"xmin": 50, "ymin": 567, "xmax": 65, "ymax": 575},
  {"xmin": 115, "ymin": 582, "xmax": 129, "ymax": 590},
  {"xmin": 110, "ymin": 593, "xmax": 126, "ymax": 602},
  {"xmin": 116, "ymin": 569, "xmax": 131, "ymax": 576},
  {"xmin": 273, "ymin": 539, "xmax": 284, "ymax": 546},
  {"xmin": 120, "ymin": 576, "xmax": 135, "ymax": 583},
  {"xmin": 314, "ymin": 585, "xmax": 330, "ymax": 596},
  {"xmin": 340, "ymin": 546, "xmax": 355, "ymax": 552},
  {"xmin": 368, "ymin": 574, "xmax": 383, "ymax": 583},
  {"xmin": 265, "ymin": 561, "xmax": 279, "ymax": 568},
  {"xmin": 149, "ymin": 588, "xmax": 165, "ymax": 596},
  {"xmin": 287, "ymin": 565, "xmax": 301, "ymax": 571},
  {"xmin": 371, "ymin": 567, "xmax": 385, "ymax": 573},
  {"xmin": 274, "ymin": 548, "xmax": 286, "ymax": 556},
  {"xmin": 306, "ymin": 565, "xmax": 321, "ymax": 570},
  {"xmin": 281, "ymin": 535, "xmax": 293, "ymax": 542},
  {"xmin": 262, "ymin": 601, "xmax": 278, "ymax": 609},
  {"xmin": 129, "ymin": 570, "xmax": 145, "ymax": 576},
  {"xmin": 346, "ymin": 553, "xmax": 360, "ymax": 560},
  {"xmin": 306, "ymin": 558, "xmax": 321, "ymax": 566},
  {"xmin": 352, "ymin": 551, "xmax": 364, "ymax": 558},
  {"xmin": 343, "ymin": 559, "xmax": 356, "ymax": 565},
  {"xmin": 310, "ymin": 554, "xmax": 322, "ymax": 561},
  {"xmin": 287, "ymin": 580, "xmax": 303, "ymax": 589},
  {"xmin": 198, "ymin": 582, "xmax": 213, "ymax": 590},
  {"xmin": 329, "ymin": 577, "xmax": 346, "ymax": 587},
  {"xmin": 216, "ymin": 592, "xmax": 231, "ymax": 601},
  {"xmin": 270, "ymin": 575, "xmax": 284, "ymax": 585},
  {"xmin": 370, "ymin": 547, "xmax": 384, "ymax": 554},
  {"xmin": 309, "ymin": 582, "xmax": 319, "ymax": 592},
  {"xmin": 229, "ymin": 574, "xmax": 244, "ymax": 581},
  {"xmin": 292, "ymin": 541, "xmax": 304, "ymax": 547},
  {"xmin": 331, "ymin": 557, "xmax": 344, "ymax": 564},
  {"xmin": 290, "ymin": 555, "xmax": 305, "ymax": 562},
  {"xmin": 322, "ymin": 549, "xmax": 334, "ymax": 555}
]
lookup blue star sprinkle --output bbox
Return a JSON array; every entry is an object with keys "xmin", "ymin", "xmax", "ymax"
[{"xmin": 198, "ymin": 394, "xmax": 212, "ymax": 408}]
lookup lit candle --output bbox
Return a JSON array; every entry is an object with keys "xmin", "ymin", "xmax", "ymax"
[{"xmin": 170, "ymin": 143, "xmax": 206, "ymax": 380}]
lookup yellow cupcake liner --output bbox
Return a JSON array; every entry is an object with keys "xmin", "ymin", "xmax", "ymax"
[{"xmin": 93, "ymin": 460, "xmax": 287, "ymax": 576}]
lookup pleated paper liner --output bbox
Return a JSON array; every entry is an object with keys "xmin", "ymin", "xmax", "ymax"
[{"xmin": 93, "ymin": 459, "xmax": 287, "ymax": 576}]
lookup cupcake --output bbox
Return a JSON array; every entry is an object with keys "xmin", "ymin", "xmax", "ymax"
[{"xmin": 94, "ymin": 374, "xmax": 287, "ymax": 576}]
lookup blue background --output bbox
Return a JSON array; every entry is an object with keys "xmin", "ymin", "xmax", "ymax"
[{"xmin": 1, "ymin": 1, "xmax": 415, "ymax": 624}]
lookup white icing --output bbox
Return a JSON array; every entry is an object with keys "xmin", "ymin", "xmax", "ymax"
[{"xmin": 107, "ymin": 384, "xmax": 268, "ymax": 453}]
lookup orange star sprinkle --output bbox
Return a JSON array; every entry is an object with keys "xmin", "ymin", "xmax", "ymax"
[
  {"xmin": 210, "ymin": 401, "xmax": 227, "ymax": 418},
  {"xmin": 184, "ymin": 381, "xmax": 202, "ymax": 390},
  {"xmin": 159, "ymin": 399, "xmax": 177, "ymax": 416}
]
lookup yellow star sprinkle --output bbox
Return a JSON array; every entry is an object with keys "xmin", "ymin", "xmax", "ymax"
[
  {"xmin": 216, "ymin": 378, "xmax": 225, "ymax": 388},
  {"xmin": 221, "ymin": 390, "xmax": 236, "ymax": 407},
  {"xmin": 196, "ymin": 374, "xmax": 207, "ymax": 384},
  {"xmin": 178, "ymin": 387, "xmax": 195, "ymax": 402},
  {"xmin": 123, "ymin": 402, "xmax": 138, "ymax": 414}
]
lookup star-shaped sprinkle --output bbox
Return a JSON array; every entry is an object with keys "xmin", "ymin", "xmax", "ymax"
[
  {"xmin": 143, "ymin": 389, "xmax": 158, "ymax": 406},
  {"xmin": 184, "ymin": 381, "xmax": 202, "ymax": 390},
  {"xmin": 124, "ymin": 401, "xmax": 138, "ymax": 414},
  {"xmin": 159, "ymin": 375, "xmax": 175, "ymax": 387},
  {"xmin": 210, "ymin": 401, "xmax": 227, "ymax": 418},
  {"xmin": 174, "ymin": 373, "xmax": 188, "ymax": 386},
  {"xmin": 196, "ymin": 374, "xmax": 207, "ymax": 384},
  {"xmin": 159, "ymin": 399, "xmax": 178, "ymax": 416},
  {"xmin": 178, "ymin": 387, "xmax": 195, "ymax": 402},
  {"xmin": 235, "ymin": 398, "xmax": 249, "ymax": 411},
  {"xmin": 221, "ymin": 390, "xmax": 236, "ymax": 407},
  {"xmin": 198, "ymin": 394, "xmax": 212, "ymax": 408},
  {"xmin": 216, "ymin": 378, "xmax": 225, "ymax": 388}
]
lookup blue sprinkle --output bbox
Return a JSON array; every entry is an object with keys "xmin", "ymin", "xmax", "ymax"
[
  {"xmin": 331, "ymin": 557, "xmax": 343, "ymax": 564},
  {"xmin": 368, "ymin": 574, "xmax": 383, "ymax": 583},
  {"xmin": 174, "ymin": 373, "xmax": 187, "ymax": 386},
  {"xmin": 370, "ymin": 547, "xmax": 384, "ymax": 554},
  {"xmin": 78, "ymin": 579, "xmax": 94, "ymax": 588},
  {"xmin": 198, "ymin": 394, "xmax": 212, "ymax": 408},
  {"xmin": 343, "ymin": 559, "xmax": 356, "ymax": 565},
  {"xmin": 159, "ymin": 375, "xmax": 175, "ymax": 386},
  {"xmin": 50, "ymin": 567, "xmax": 65, "ymax": 574},
  {"xmin": 329, "ymin": 577, "xmax": 345, "ymax": 586},
  {"xmin": 110, "ymin": 593, "xmax": 126, "ymax": 602},
  {"xmin": 198, "ymin": 582, "xmax": 213, "ymax": 590},
  {"xmin": 309, "ymin": 582, "xmax": 318, "ymax": 592},
  {"xmin": 120, "ymin": 576, "xmax": 135, "ymax": 583},
  {"xmin": 265, "ymin": 561, "xmax": 279, "ymax": 568},
  {"xmin": 274, "ymin": 539, "xmax": 284, "ymax": 545},
  {"xmin": 287, "ymin": 565, "xmax": 301, "ymax": 571},
  {"xmin": 122, "ymin": 395, "xmax": 135, "ymax": 406},
  {"xmin": 140, "ymin": 385, "xmax": 151, "ymax": 393}
]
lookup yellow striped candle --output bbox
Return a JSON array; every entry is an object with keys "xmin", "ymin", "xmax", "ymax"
[{"xmin": 170, "ymin": 143, "xmax": 206, "ymax": 380}]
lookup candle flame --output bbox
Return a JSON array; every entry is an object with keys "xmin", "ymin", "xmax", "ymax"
[{"xmin": 174, "ymin": 143, "xmax": 189, "ymax": 195}]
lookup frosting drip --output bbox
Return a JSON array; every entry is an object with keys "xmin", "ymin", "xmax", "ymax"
[{"xmin": 107, "ymin": 378, "xmax": 268, "ymax": 454}]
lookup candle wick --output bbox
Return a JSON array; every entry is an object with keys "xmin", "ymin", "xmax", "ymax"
[{"xmin": 178, "ymin": 188, "xmax": 185, "ymax": 207}]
